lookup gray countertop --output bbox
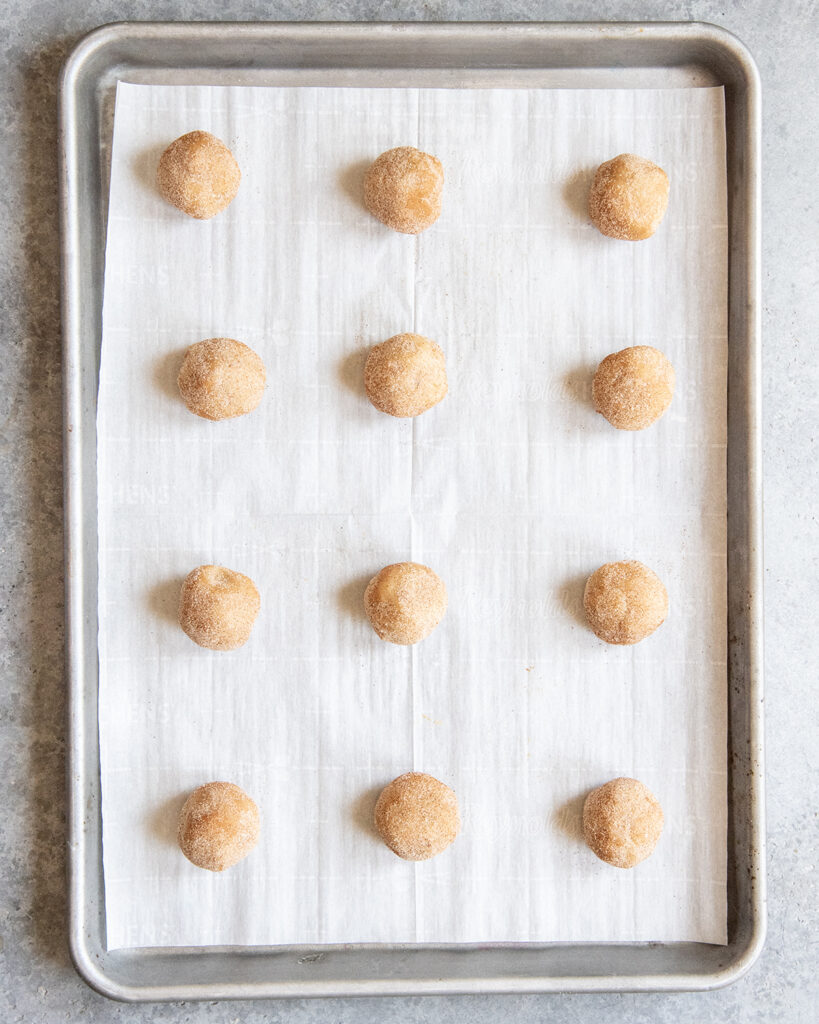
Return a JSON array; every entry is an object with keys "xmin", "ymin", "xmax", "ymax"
[{"xmin": 1, "ymin": 1, "xmax": 816, "ymax": 1020}]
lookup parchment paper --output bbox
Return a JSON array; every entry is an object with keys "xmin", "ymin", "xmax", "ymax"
[{"xmin": 98, "ymin": 82, "xmax": 728, "ymax": 949}]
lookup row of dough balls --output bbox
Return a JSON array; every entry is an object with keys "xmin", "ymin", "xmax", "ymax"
[
  {"xmin": 157, "ymin": 130, "xmax": 669, "ymax": 242},
  {"xmin": 178, "ymin": 774, "xmax": 663, "ymax": 872},
  {"xmin": 179, "ymin": 558, "xmax": 667, "ymax": 651},
  {"xmin": 177, "ymin": 334, "xmax": 675, "ymax": 431}
]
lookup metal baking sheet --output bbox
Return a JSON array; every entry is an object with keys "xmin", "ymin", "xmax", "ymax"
[{"xmin": 59, "ymin": 21, "xmax": 764, "ymax": 999}]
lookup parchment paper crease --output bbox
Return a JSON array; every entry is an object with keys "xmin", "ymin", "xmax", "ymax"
[{"xmin": 98, "ymin": 82, "xmax": 728, "ymax": 949}]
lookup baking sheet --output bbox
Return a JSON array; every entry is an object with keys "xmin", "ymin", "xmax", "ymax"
[{"xmin": 98, "ymin": 81, "xmax": 728, "ymax": 949}]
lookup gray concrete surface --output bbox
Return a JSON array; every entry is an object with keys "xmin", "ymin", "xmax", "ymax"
[{"xmin": 1, "ymin": 1, "xmax": 816, "ymax": 1020}]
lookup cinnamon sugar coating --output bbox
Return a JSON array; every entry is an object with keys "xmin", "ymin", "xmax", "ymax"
[
  {"xmin": 177, "ymin": 338, "xmax": 266, "ymax": 421},
  {"xmin": 156, "ymin": 130, "xmax": 241, "ymax": 219},
  {"xmin": 374, "ymin": 772, "xmax": 460, "ymax": 861},
  {"xmin": 582, "ymin": 777, "xmax": 663, "ymax": 868},
  {"xmin": 178, "ymin": 565, "xmax": 260, "ymax": 651},
  {"xmin": 592, "ymin": 345, "xmax": 675, "ymax": 431},
  {"xmin": 363, "ymin": 146, "xmax": 444, "ymax": 234},
  {"xmin": 364, "ymin": 333, "xmax": 447, "ymax": 418},
  {"xmin": 177, "ymin": 781, "xmax": 260, "ymax": 871},
  {"xmin": 588, "ymin": 153, "xmax": 669, "ymax": 241},
  {"xmin": 583, "ymin": 560, "xmax": 668, "ymax": 645},
  {"xmin": 364, "ymin": 562, "xmax": 447, "ymax": 645}
]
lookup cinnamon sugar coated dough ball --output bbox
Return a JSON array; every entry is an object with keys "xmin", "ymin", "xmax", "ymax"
[
  {"xmin": 156, "ymin": 130, "xmax": 241, "ymax": 219},
  {"xmin": 374, "ymin": 772, "xmax": 460, "ymax": 861},
  {"xmin": 364, "ymin": 333, "xmax": 448, "ymax": 418},
  {"xmin": 177, "ymin": 782, "xmax": 260, "ymax": 871},
  {"xmin": 588, "ymin": 153, "xmax": 669, "ymax": 240},
  {"xmin": 179, "ymin": 565, "xmax": 260, "ymax": 651},
  {"xmin": 364, "ymin": 562, "xmax": 447, "ymax": 645},
  {"xmin": 592, "ymin": 345, "xmax": 675, "ymax": 431},
  {"xmin": 363, "ymin": 146, "xmax": 444, "ymax": 234},
  {"xmin": 582, "ymin": 777, "xmax": 664, "ymax": 868},
  {"xmin": 177, "ymin": 338, "xmax": 266, "ymax": 421},
  {"xmin": 583, "ymin": 560, "xmax": 668, "ymax": 645}
]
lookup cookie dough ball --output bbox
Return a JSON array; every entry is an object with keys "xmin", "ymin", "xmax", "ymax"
[
  {"xmin": 364, "ymin": 562, "xmax": 447, "ymax": 645},
  {"xmin": 582, "ymin": 777, "xmax": 663, "ymax": 868},
  {"xmin": 177, "ymin": 338, "xmax": 266, "ymax": 421},
  {"xmin": 364, "ymin": 333, "xmax": 447, "ymax": 418},
  {"xmin": 592, "ymin": 345, "xmax": 675, "ymax": 431},
  {"xmin": 374, "ymin": 772, "xmax": 460, "ymax": 861},
  {"xmin": 588, "ymin": 153, "xmax": 669, "ymax": 241},
  {"xmin": 363, "ymin": 146, "xmax": 444, "ymax": 234},
  {"xmin": 179, "ymin": 565, "xmax": 260, "ymax": 651},
  {"xmin": 157, "ymin": 130, "xmax": 241, "ymax": 219},
  {"xmin": 583, "ymin": 560, "xmax": 667, "ymax": 645},
  {"xmin": 177, "ymin": 781, "xmax": 260, "ymax": 871}
]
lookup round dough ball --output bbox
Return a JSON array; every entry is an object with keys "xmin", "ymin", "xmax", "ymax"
[
  {"xmin": 177, "ymin": 338, "xmax": 266, "ymax": 421},
  {"xmin": 374, "ymin": 772, "xmax": 460, "ymax": 861},
  {"xmin": 157, "ymin": 130, "xmax": 241, "ymax": 219},
  {"xmin": 588, "ymin": 153, "xmax": 669, "ymax": 241},
  {"xmin": 364, "ymin": 562, "xmax": 447, "ymax": 645},
  {"xmin": 179, "ymin": 565, "xmax": 260, "ymax": 651},
  {"xmin": 363, "ymin": 146, "xmax": 444, "ymax": 234},
  {"xmin": 582, "ymin": 777, "xmax": 663, "ymax": 868},
  {"xmin": 592, "ymin": 345, "xmax": 675, "ymax": 431},
  {"xmin": 583, "ymin": 560, "xmax": 667, "ymax": 645},
  {"xmin": 177, "ymin": 781, "xmax": 260, "ymax": 871},
  {"xmin": 364, "ymin": 333, "xmax": 448, "ymax": 418}
]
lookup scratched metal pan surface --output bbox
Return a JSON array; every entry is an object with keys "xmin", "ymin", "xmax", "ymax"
[{"xmin": 59, "ymin": 21, "xmax": 764, "ymax": 1000}]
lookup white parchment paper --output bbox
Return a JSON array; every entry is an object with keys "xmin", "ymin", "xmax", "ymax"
[{"xmin": 98, "ymin": 82, "xmax": 728, "ymax": 949}]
